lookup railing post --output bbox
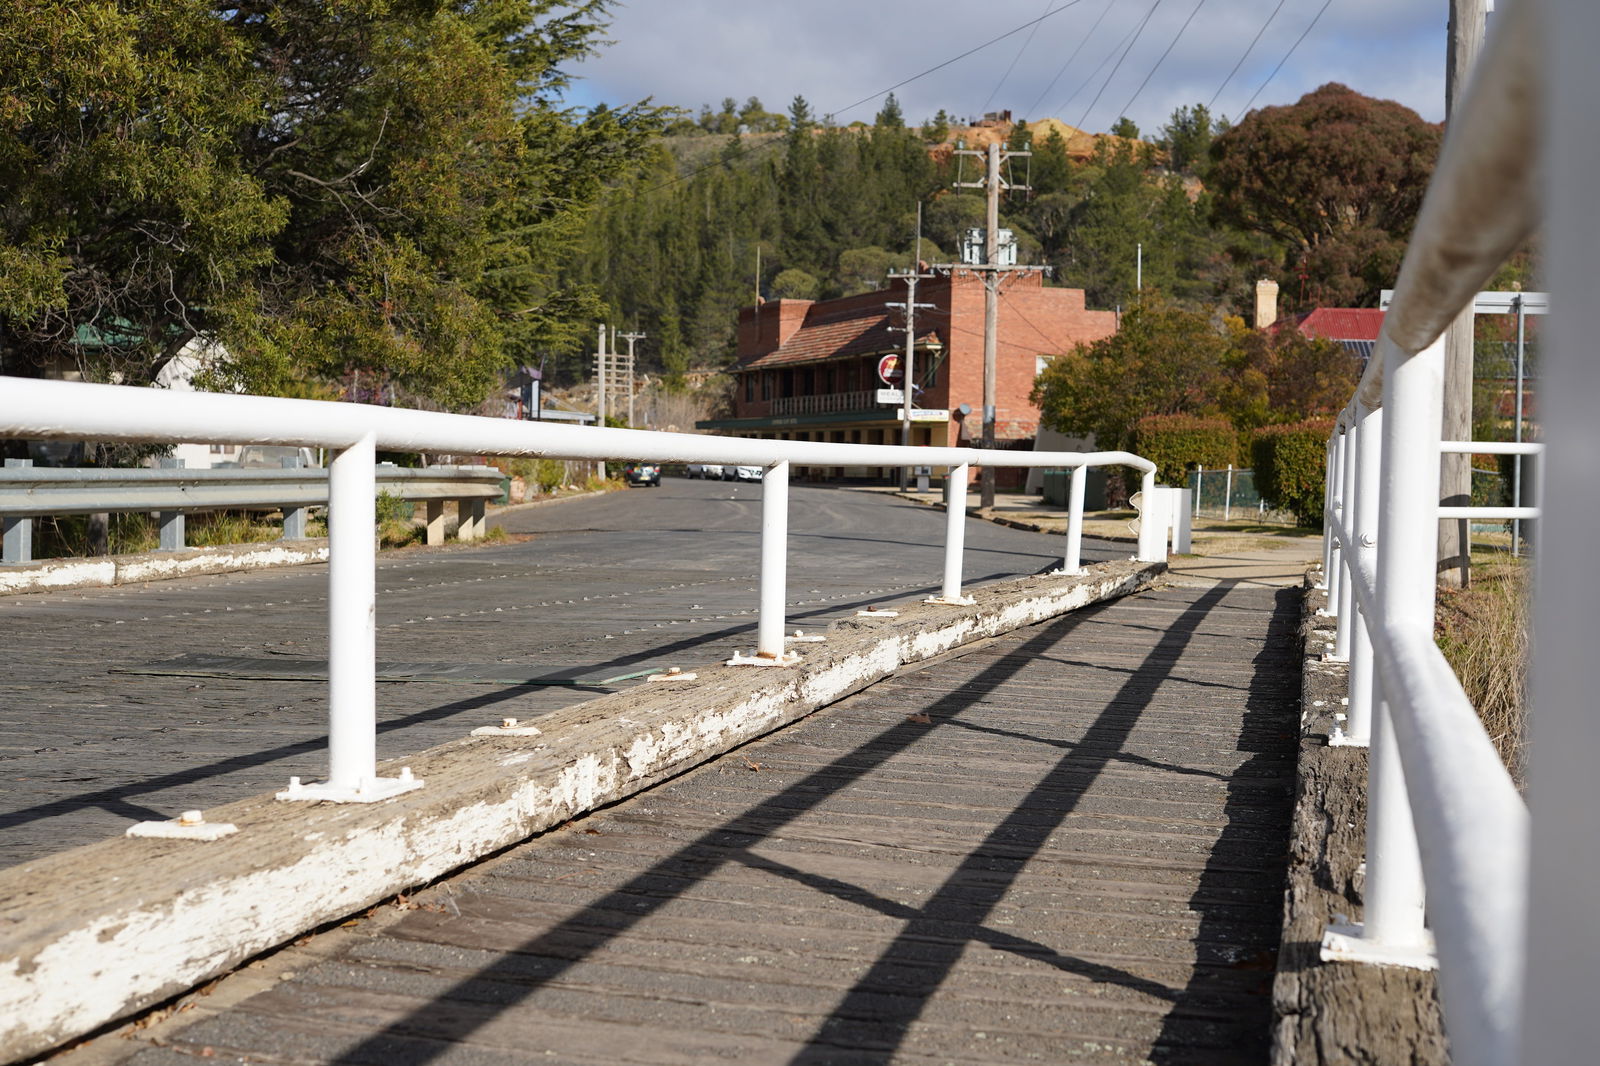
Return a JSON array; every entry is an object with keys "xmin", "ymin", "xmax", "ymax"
[
  {"xmin": 280, "ymin": 456, "xmax": 307, "ymax": 540},
  {"xmin": 1341, "ymin": 406, "xmax": 1383, "ymax": 745},
  {"xmin": 1333, "ymin": 420, "xmax": 1361, "ymax": 662},
  {"xmin": 1194, "ymin": 465, "xmax": 1203, "ymax": 518},
  {"xmin": 2, "ymin": 458, "xmax": 33, "ymax": 565},
  {"xmin": 931, "ymin": 462, "xmax": 973, "ymax": 604},
  {"xmin": 756, "ymin": 460, "xmax": 789, "ymax": 658},
  {"xmin": 1323, "ymin": 335, "xmax": 1443, "ymax": 967},
  {"xmin": 1061, "ymin": 464, "xmax": 1087, "ymax": 574},
  {"xmin": 156, "ymin": 458, "xmax": 186, "ymax": 552},
  {"xmin": 1135, "ymin": 469, "xmax": 1165, "ymax": 562},
  {"xmin": 1326, "ymin": 430, "xmax": 1347, "ymax": 615},
  {"xmin": 1320, "ymin": 441, "xmax": 1335, "ymax": 589},
  {"xmin": 278, "ymin": 432, "xmax": 420, "ymax": 803},
  {"xmin": 1224, "ymin": 462, "xmax": 1234, "ymax": 522}
]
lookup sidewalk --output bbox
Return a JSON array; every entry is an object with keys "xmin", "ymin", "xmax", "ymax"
[{"xmin": 851, "ymin": 483, "xmax": 1323, "ymax": 588}]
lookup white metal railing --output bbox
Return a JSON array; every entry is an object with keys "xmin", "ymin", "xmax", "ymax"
[
  {"xmin": 1310, "ymin": 2, "xmax": 1595, "ymax": 1063},
  {"xmin": 0, "ymin": 460, "xmax": 504, "ymax": 561},
  {"xmin": 0, "ymin": 374, "xmax": 1163, "ymax": 803}
]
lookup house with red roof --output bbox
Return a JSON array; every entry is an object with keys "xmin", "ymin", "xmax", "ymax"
[
  {"xmin": 1297, "ymin": 307, "xmax": 1386, "ymax": 363},
  {"xmin": 697, "ymin": 271, "xmax": 1117, "ymax": 483}
]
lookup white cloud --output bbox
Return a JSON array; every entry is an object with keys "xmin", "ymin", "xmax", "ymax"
[{"xmin": 564, "ymin": 0, "xmax": 1454, "ymax": 135}]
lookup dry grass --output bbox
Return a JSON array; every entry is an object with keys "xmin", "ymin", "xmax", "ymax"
[{"xmin": 1435, "ymin": 557, "xmax": 1529, "ymax": 786}]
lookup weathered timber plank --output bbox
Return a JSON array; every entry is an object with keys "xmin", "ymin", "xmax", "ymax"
[
  {"xmin": 1268, "ymin": 580, "xmax": 1449, "ymax": 1065},
  {"xmin": 0, "ymin": 560, "xmax": 1161, "ymax": 1064}
]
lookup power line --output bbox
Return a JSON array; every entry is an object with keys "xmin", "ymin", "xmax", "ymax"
[
  {"xmin": 1115, "ymin": 0, "xmax": 1208, "ymax": 127},
  {"xmin": 1057, "ymin": 14, "xmax": 1143, "ymax": 118},
  {"xmin": 1239, "ymin": 0, "xmax": 1335, "ymax": 116},
  {"xmin": 984, "ymin": 0, "xmax": 1057, "ymax": 115},
  {"xmin": 1025, "ymin": 0, "xmax": 1116, "ymax": 120},
  {"xmin": 637, "ymin": 0, "xmax": 1090, "ymax": 196},
  {"xmin": 1207, "ymin": 0, "xmax": 1288, "ymax": 114},
  {"xmin": 825, "ymin": 0, "xmax": 1090, "ymax": 123},
  {"xmin": 1076, "ymin": 0, "xmax": 1165, "ymax": 134}
]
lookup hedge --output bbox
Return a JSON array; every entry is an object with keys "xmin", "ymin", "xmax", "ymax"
[
  {"xmin": 1132, "ymin": 414, "xmax": 1238, "ymax": 486},
  {"xmin": 1251, "ymin": 419, "xmax": 1336, "ymax": 526}
]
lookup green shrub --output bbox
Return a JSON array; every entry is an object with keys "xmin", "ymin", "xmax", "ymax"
[
  {"xmin": 1251, "ymin": 419, "xmax": 1335, "ymax": 526},
  {"xmin": 1132, "ymin": 414, "xmax": 1238, "ymax": 486}
]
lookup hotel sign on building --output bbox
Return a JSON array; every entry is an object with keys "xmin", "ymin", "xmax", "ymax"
[{"xmin": 697, "ymin": 269, "xmax": 1118, "ymax": 483}]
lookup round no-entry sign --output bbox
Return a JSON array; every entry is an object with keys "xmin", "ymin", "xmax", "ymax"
[{"xmin": 877, "ymin": 354, "xmax": 902, "ymax": 385}]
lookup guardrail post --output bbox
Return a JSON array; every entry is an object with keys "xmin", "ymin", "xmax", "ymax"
[
  {"xmin": 424, "ymin": 500, "xmax": 447, "ymax": 547},
  {"xmin": 1341, "ymin": 407, "xmax": 1383, "ymax": 745},
  {"xmin": 1061, "ymin": 464, "xmax": 1087, "ymax": 574},
  {"xmin": 156, "ymin": 458, "xmax": 186, "ymax": 551},
  {"xmin": 280, "ymin": 456, "xmax": 308, "ymax": 539},
  {"xmin": 756, "ymin": 460, "xmax": 790, "ymax": 659},
  {"xmin": 1171, "ymin": 488, "xmax": 1192, "ymax": 553},
  {"xmin": 278, "ymin": 432, "xmax": 420, "ymax": 804},
  {"xmin": 1135, "ymin": 469, "xmax": 1165, "ymax": 562},
  {"xmin": 456, "ymin": 488, "xmax": 485, "ymax": 542},
  {"xmin": 2, "ymin": 458, "xmax": 32, "ymax": 564}
]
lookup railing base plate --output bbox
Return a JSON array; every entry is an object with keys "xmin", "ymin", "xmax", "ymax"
[
  {"xmin": 276, "ymin": 773, "xmax": 424, "ymax": 804},
  {"xmin": 1320, "ymin": 920, "xmax": 1438, "ymax": 970},
  {"xmin": 924, "ymin": 594, "xmax": 977, "ymax": 607},
  {"xmin": 724, "ymin": 649, "xmax": 802, "ymax": 667}
]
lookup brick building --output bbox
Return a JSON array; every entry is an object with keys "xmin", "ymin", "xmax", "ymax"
[{"xmin": 697, "ymin": 271, "xmax": 1118, "ymax": 482}]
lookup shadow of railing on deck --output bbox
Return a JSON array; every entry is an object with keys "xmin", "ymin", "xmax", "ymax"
[{"xmin": 329, "ymin": 584, "xmax": 1258, "ymax": 1065}]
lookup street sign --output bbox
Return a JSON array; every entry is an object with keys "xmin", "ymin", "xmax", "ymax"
[
  {"xmin": 910, "ymin": 409, "xmax": 950, "ymax": 422},
  {"xmin": 876, "ymin": 388, "xmax": 904, "ymax": 405},
  {"xmin": 877, "ymin": 354, "xmax": 902, "ymax": 385}
]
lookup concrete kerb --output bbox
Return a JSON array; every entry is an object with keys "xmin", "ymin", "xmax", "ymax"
[
  {"xmin": 0, "ymin": 558, "xmax": 1164, "ymax": 1064},
  {"xmin": 0, "ymin": 489, "xmax": 612, "ymax": 597}
]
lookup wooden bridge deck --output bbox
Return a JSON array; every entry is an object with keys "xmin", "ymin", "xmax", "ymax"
[{"xmin": 79, "ymin": 583, "xmax": 1300, "ymax": 1066}]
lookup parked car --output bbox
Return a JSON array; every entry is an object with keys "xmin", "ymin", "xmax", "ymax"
[
  {"xmin": 731, "ymin": 465, "xmax": 762, "ymax": 482},
  {"xmin": 624, "ymin": 463, "xmax": 661, "ymax": 487},
  {"xmin": 686, "ymin": 463, "xmax": 724, "ymax": 480}
]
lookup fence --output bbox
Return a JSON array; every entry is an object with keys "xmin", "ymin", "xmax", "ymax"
[
  {"xmin": 1312, "ymin": 3, "xmax": 1590, "ymax": 1063},
  {"xmin": 0, "ymin": 374, "xmax": 1165, "ymax": 803},
  {"xmin": 1186, "ymin": 465, "xmax": 1298, "ymax": 525},
  {"xmin": 0, "ymin": 460, "xmax": 504, "ymax": 564}
]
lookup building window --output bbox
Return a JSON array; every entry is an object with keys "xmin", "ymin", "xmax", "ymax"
[
  {"xmin": 761, "ymin": 372, "xmax": 773, "ymax": 401},
  {"xmin": 745, "ymin": 373, "xmax": 755, "ymax": 402}
]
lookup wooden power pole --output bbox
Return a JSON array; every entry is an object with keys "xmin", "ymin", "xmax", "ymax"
[{"xmin": 1439, "ymin": 0, "xmax": 1489, "ymax": 588}]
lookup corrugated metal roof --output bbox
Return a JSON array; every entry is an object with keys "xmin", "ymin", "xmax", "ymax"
[{"xmin": 1298, "ymin": 308, "xmax": 1385, "ymax": 342}]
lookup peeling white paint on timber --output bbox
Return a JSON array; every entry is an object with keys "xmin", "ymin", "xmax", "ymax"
[
  {"xmin": 0, "ymin": 542, "xmax": 329, "ymax": 596},
  {"xmin": 0, "ymin": 560, "xmax": 1162, "ymax": 1064}
]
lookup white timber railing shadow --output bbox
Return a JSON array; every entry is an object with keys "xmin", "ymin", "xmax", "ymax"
[
  {"xmin": 0, "ymin": 375, "xmax": 1164, "ymax": 802},
  {"xmin": 1313, "ymin": 3, "xmax": 1592, "ymax": 1063}
]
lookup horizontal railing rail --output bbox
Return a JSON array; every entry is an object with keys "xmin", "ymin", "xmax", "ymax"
[
  {"xmin": 0, "ymin": 461, "xmax": 504, "ymax": 563},
  {"xmin": 770, "ymin": 389, "xmax": 879, "ymax": 416},
  {"xmin": 1310, "ymin": 3, "xmax": 1581, "ymax": 1064},
  {"xmin": 0, "ymin": 372, "xmax": 1163, "ymax": 806}
]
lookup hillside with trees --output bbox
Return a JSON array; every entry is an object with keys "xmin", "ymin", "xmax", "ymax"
[{"xmin": 559, "ymin": 83, "xmax": 1442, "ymax": 388}]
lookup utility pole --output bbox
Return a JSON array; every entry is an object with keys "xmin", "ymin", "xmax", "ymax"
[
  {"xmin": 886, "ymin": 205, "xmax": 934, "ymax": 490},
  {"xmin": 1439, "ymin": 0, "xmax": 1489, "ymax": 588},
  {"xmin": 953, "ymin": 140, "xmax": 1033, "ymax": 510},
  {"xmin": 595, "ymin": 324, "xmax": 607, "ymax": 425},
  {"xmin": 619, "ymin": 330, "xmax": 646, "ymax": 427}
]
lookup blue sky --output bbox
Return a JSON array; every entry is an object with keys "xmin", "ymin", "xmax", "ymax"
[{"xmin": 560, "ymin": 1, "xmax": 1451, "ymax": 136}]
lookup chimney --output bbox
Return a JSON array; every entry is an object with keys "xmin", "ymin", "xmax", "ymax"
[{"xmin": 1255, "ymin": 279, "xmax": 1280, "ymax": 329}]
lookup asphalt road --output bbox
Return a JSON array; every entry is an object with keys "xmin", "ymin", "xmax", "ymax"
[{"xmin": 0, "ymin": 479, "xmax": 1124, "ymax": 868}]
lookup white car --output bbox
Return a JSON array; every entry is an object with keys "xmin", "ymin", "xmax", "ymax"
[
  {"xmin": 686, "ymin": 463, "xmax": 723, "ymax": 480},
  {"xmin": 731, "ymin": 465, "xmax": 762, "ymax": 482}
]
